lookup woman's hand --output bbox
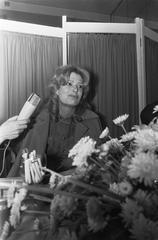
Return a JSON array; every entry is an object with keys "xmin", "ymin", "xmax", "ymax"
[{"xmin": 0, "ymin": 116, "xmax": 29, "ymax": 144}]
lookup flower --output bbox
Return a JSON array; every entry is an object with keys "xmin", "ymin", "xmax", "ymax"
[
  {"xmin": 9, "ymin": 188, "xmax": 27, "ymax": 228},
  {"xmin": 0, "ymin": 221, "xmax": 10, "ymax": 240},
  {"xmin": 7, "ymin": 181, "xmax": 16, "ymax": 208},
  {"xmin": 121, "ymin": 198, "xmax": 143, "ymax": 227},
  {"xmin": 54, "ymin": 228, "xmax": 78, "ymax": 240},
  {"xmin": 109, "ymin": 181, "xmax": 133, "ymax": 196},
  {"xmin": 33, "ymin": 218, "xmax": 40, "ymax": 235},
  {"xmin": 113, "ymin": 114, "xmax": 129, "ymax": 126},
  {"xmin": 118, "ymin": 181, "xmax": 133, "ymax": 196},
  {"xmin": 86, "ymin": 197, "xmax": 108, "ymax": 232},
  {"xmin": 49, "ymin": 172, "xmax": 58, "ymax": 189},
  {"xmin": 50, "ymin": 194, "xmax": 77, "ymax": 217},
  {"xmin": 130, "ymin": 214, "xmax": 158, "ymax": 240},
  {"xmin": 153, "ymin": 105, "xmax": 158, "ymax": 114},
  {"xmin": 120, "ymin": 131, "xmax": 137, "ymax": 142},
  {"xmin": 127, "ymin": 152, "xmax": 158, "ymax": 186},
  {"xmin": 134, "ymin": 189, "xmax": 150, "ymax": 205},
  {"xmin": 134, "ymin": 128, "xmax": 158, "ymax": 152},
  {"xmin": 68, "ymin": 136, "xmax": 97, "ymax": 167},
  {"xmin": 98, "ymin": 143, "xmax": 110, "ymax": 157},
  {"xmin": 109, "ymin": 182, "xmax": 120, "ymax": 194},
  {"xmin": 5, "ymin": 113, "xmax": 158, "ymax": 240},
  {"xmin": 99, "ymin": 127, "xmax": 110, "ymax": 139}
]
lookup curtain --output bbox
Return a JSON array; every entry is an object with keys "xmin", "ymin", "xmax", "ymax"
[
  {"xmin": 0, "ymin": 31, "xmax": 62, "ymax": 123},
  {"xmin": 145, "ymin": 37, "xmax": 158, "ymax": 105},
  {"xmin": 68, "ymin": 33, "xmax": 139, "ymax": 137}
]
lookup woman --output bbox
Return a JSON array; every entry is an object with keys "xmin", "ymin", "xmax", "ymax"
[{"xmin": 8, "ymin": 65, "xmax": 102, "ymax": 177}]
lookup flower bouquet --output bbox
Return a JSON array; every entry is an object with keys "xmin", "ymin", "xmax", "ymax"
[{"xmin": 2, "ymin": 112, "xmax": 158, "ymax": 240}]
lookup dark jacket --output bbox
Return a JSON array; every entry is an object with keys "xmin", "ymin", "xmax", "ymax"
[{"xmin": 8, "ymin": 106, "xmax": 102, "ymax": 177}]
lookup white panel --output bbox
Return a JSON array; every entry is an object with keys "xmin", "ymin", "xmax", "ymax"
[
  {"xmin": 0, "ymin": 19, "xmax": 64, "ymax": 37},
  {"xmin": 64, "ymin": 22, "xmax": 136, "ymax": 33},
  {"xmin": 135, "ymin": 18, "xmax": 146, "ymax": 119},
  {"xmin": 144, "ymin": 26, "xmax": 158, "ymax": 43},
  {"xmin": 62, "ymin": 16, "xmax": 67, "ymax": 65}
]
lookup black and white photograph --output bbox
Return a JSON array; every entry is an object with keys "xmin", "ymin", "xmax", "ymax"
[{"xmin": 0, "ymin": 1, "xmax": 158, "ymax": 239}]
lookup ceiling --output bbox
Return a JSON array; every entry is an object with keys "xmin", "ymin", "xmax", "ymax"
[{"xmin": 0, "ymin": 0, "xmax": 158, "ymax": 30}]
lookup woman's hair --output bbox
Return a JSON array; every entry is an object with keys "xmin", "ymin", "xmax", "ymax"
[{"xmin": 48, "ymin": 65, "xmax": 90, "ymax": 119}]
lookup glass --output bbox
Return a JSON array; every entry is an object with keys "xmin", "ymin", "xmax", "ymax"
[{"xmin": 66, "ymin": 81, "xmax": 83, "ymax": 91}]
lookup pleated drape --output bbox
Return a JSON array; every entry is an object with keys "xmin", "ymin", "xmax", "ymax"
[
  {"xmin": 145, "ymin": 37, "xmax": 158, "ymax": 104},
  {"xmin": 68, "ymin": 33, "xmax": 139, "ymax": 137},
  {"xmin": 0, "ymin": 31, "xmax": 62, "ymax": 122}
]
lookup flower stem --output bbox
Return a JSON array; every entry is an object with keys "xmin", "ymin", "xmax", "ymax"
[
  {"xmin": 41, "ymin": 167, "xmax": 63, "ymax": 178},
  {"xmin": 121, "ymin": 124, "xmax": 127, "ymax": 134},
  {"xmin": 24, "ymin": 210, "xmax": 50, "ymax": 215},
  {"xmin": 68, "ymin": 178, "xmax": 122, "ymax": 202},
  {"xmin": 89, "ymin": 156, "xmax": 104, "ymax": 169},
  {"xmin": 54, "ymin": 189, "xmax": 89, "ymax": 200},
  {"xmin": 109, "ymin": 166, "xmax": 119, "ymax": 178},
  {"xmin": 29, "ymin": 193, "xmax": 52, "ymax": 202},
  {"xmin": 38, "ymin": 166, "xmax": 123, "ymax": 204}
]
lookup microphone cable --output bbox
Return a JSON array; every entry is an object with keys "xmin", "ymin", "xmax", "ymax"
[{"xmin": 0, "ymin": 140, "xmax": 11, "ymax": 177}]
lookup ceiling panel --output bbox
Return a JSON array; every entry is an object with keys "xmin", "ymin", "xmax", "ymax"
[
  {"xmin": 1, "ymin": 0, "xmax": 158, "ymax": 28},
  {"xmin": 9, "ymin": 0, "xmax": 123, "ymax": 14}
]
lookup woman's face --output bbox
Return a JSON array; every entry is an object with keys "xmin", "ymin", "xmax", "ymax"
[{"xmin": 57, "ymin": 72, "xmax": 84, "ymax": 107}]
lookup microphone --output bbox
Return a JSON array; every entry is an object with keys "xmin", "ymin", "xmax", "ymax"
[{"xmin": 18, "ymin": 93, "xmax": 41, "ymax": 120}]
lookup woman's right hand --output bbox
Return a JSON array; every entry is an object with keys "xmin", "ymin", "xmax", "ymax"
[{"xmin": 0, "ymin": 116, "xmax": 29, "ymax": 144}]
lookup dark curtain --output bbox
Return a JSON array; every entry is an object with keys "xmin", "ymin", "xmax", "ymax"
[
  {"xmin": 68, "ymin": 33, "xmax": 138, "ymax": 138},
  {"xmin": 0, "ymin": 31, "xmax": 62, "ymax": 122},
  {"xmin": 145, "ymin": 37, "xmax": 158, "ymax": 105}
]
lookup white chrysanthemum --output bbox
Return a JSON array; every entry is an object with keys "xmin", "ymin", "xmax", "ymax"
[
  {"xmin": 109, "ymin": 181, "xmax": 133, "ymax": 196},
  {"xmin": 18, "ymin": 188, "xmax": 27, "ymax": 201},
  {"xmin": 153, "ymin": 105, "xmax": 158, "ymax": 114},
  {"xmin": 87, "ymin": 217, "xmax": 108, "ymax": 232},
  {"xmin": 99, "ymin": 127, "xmax": 109, "ymax": 139},
  {"xmin": 106, "ymin": 138, "xmax": 123, "ymax": 150},
  {"xmin": 86, "ymin": 197, "xmax": 108, "ymax": 232},
  {"xmin": 121, "ymin": 198, "xmax": 143, "ymax": 227},
  {"xmin": 127, "ymin": 152, "xmax": 158, "ymax": 186},
  {"xmin": 99, "ymin": 143, "xmax": 110, "ymax": 158},
  {"xmin": 59, "ymin": 196, "xmax": 76, "ymax": 216},
  {"xmin": 121, "ymin": 155, "xmax": 132, "ymax": 168},
  {"xmin": 9, "ymin": 188, "xmax": 27, "ymax": 228},
  {"xmin": 50, "ymin": 194, "xmax": 76, "ymax": 217},
  {"xmin": 68, "ymin": 136, "xmax": 97, "ymax": 167},
  {"xmin": 134, "ymin": 192, "xmax": 158, "ymax": 220},
  {"xmin": 99, "ymin": 138, "xmax": 123, "ymax": 159},
  {"xmin": 134, "ymin": 128, "xmax": 158, "ymax": 151},
  {"xmin": 113, "ymin": 114, "xmax": 129, "ymax": 126},
  {"xmin": 49, "ymin": 172, "xmax": 58, "ymax": 189},
  {"xmin": 120, "ymin": 131, "xmax": 137, "ymax": 142},
  {"xmin": 134, "ymin": 189, "xmax": 151, "ymax": 207},
  {"xmin": 0, "ymin": 221, "xmax": 10, "ymax": 240},
  {"xmin": 7, "ymin": 181, "xmax": 17, "ymax": 208},
  {"xmin": 130, "ymin": 213, "xmax": 158, "ymax": 240},
  {"xmin": 55, "ymin": 228, "xmax": 78, "ymax": 240},
  {"xmin": 118, "ymin": 181, "xmax": 133, "ymax": 196},
  {"xmin": 109, "ymin": 182, "xmax": 120, "ymax": 194},
  {"xmin": 33, "ymin": 218, "xmax": 40, "ymax": 235}
]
